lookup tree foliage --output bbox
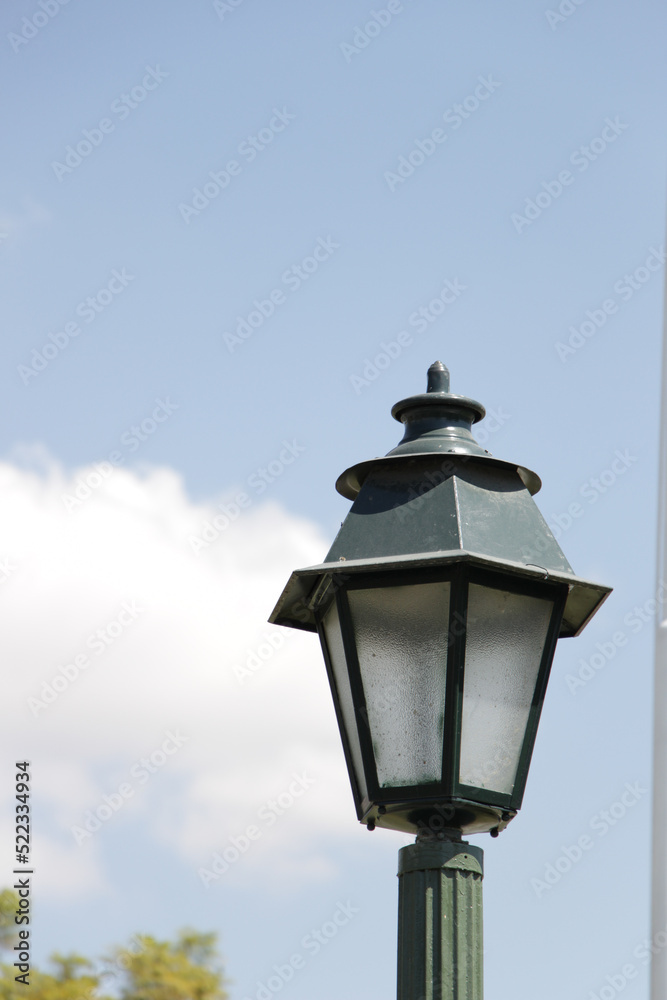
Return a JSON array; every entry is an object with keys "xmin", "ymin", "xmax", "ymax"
[
  {"xmin": 107, "ymin": 931, "xmax": 228, "ymax": 1000},
  {"xmin": 0, "ymin": 952, "xmax": 108, "ymax": 1000},
  {"xmin": 0, "ymin": 892, "xmax": 18, "ymax": 952},
  {"xmin": 0, "ymin": 891, "xmax": 228, "ymax": 1000}
]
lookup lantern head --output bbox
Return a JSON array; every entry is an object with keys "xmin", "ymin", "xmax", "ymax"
[{"xmin": 269, "ymin": 363, "xmax": 611, "ymax": 836}]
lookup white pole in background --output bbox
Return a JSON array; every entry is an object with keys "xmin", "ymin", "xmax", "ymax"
[{"xmin": 650, "ymin": 257, "xmax": 667, "ymax": 999}]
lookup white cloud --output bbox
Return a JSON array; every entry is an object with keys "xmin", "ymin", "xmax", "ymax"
[{"xmin": 0, "ymin": 456, "xmax": 365, "ymax": 898}]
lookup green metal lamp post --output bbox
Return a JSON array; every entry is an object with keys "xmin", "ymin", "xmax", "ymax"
[{"xmin": 269, "ymin": 361, "xmax": 611, "ymax": 999}]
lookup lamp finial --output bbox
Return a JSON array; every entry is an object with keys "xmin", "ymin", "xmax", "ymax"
[{"xmin": 427, "ymin": 361, "xmax": 450, "ymax": 394}]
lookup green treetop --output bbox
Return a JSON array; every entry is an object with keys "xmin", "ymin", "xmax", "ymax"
[
  {"xmin": 0, "ymin": 890, "xmax": 228, "ymax": 1000},
  {"xmin": 106, "ymin": 930, "xmax": 228, "ymax": 1000}
]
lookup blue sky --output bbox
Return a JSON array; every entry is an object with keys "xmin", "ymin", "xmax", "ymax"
[{"xmin": 0, "ymin": 1, "xmax": 666, "ymax": 998}]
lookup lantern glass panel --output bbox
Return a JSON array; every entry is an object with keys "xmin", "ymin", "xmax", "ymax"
[
  {"xmin": 322, "ymin": 599, "xmax": 367, "ymax": 800},
  {"xmin": 458, "ymin": 583, "xmax": 554, "ymax": 795},
  {"xmin": 348, "ymin": 581, "xmax": 451, "ymax": 788}
]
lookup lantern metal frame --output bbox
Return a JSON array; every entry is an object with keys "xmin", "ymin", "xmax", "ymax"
[{"xmin": 269, "ymin": 362, "xmax": 612, "ymax": 837}]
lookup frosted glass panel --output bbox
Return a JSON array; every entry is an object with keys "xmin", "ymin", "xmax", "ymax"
[
  {"xmin": 348, "ymin": 582, "xmax": 450, "ymax": 788},
  {"xmin": 459, "ymin": 584, "xmax": 553, "ymax": 795},
  {"xmin": 322, "ymin": 600, "xmax": 367, "ymax": 800}
]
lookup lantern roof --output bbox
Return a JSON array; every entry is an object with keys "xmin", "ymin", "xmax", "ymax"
[{"xmin": 269, "ymin": 363, "xmax": 611, "ymax": 638}]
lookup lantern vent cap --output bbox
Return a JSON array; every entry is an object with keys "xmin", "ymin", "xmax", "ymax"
[{"xmin": 336, "ymin": 362, "xmax": 541, "ymax": 498}]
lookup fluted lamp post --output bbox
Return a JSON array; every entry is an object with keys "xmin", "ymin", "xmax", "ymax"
[{"xmin": 269, "ymin": 362, "xmax": 611, "ymax": 999}]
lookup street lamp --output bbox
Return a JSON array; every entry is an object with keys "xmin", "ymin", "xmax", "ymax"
[{"xmin": 269, "ymin": 362, "xmax": 611, "ymax": 999}]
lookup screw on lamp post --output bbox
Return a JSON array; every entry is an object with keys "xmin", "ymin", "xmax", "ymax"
[{"xmin": 269, "ymin": 362, "xmax": 611, "ymax": 999}]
